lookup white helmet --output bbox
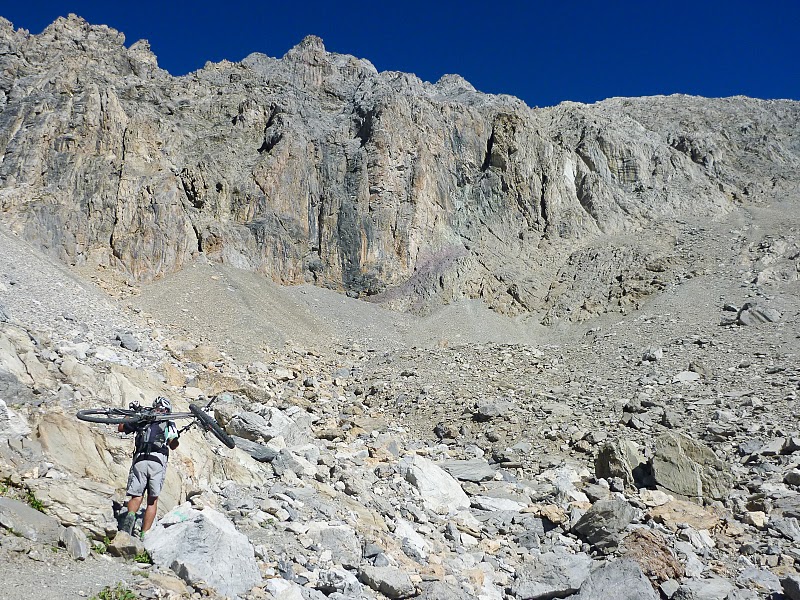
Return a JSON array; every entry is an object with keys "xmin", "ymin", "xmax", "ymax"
[{"xmin": 153, "ymin": 396, "xmax": 172, "ymax": 412}]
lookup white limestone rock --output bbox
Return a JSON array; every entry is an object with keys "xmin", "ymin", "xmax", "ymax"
[
  {"xmin": 144, "ymin": 503, "xmax": 261, "ymax": 598},
  {"xmin": 405, "ymin": 455, "xmax": 470, "ymax": 514}
]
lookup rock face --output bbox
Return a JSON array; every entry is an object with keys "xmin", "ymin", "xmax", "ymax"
[
  {"xmin": 144, "ymin": 503, "xmax": 261, "ymax": 598},
  {"xmin": 1, "ymin": 15, "xmax": 799, "ymax": 319}
]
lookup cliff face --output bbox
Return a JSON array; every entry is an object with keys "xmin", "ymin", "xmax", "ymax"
[{"xmin": 1, "ymin": 15, "xmax": 799, "ymax": 319}]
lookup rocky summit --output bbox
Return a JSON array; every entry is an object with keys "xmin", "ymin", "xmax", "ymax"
[{"xmin": 1, "ymin": 12, "xmax": 800, "ymax": 600}]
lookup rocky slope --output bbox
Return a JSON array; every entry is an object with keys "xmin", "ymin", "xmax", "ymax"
[
  {"xmin": 1, "ymin": 15, "xmax": 799, "ymax": 319},
  {"xmin": 1, "ymin": 190, "xmax": 799, "ymax": 599}
]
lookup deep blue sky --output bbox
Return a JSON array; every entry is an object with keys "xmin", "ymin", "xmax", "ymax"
[{"xmin": 3, "ymin": 1, "xmax": 799, "ymax": 108}]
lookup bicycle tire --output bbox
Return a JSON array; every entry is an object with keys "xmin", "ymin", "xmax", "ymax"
[
  {"xmin": 189, "ymin": 403, "xmax": 236, "ymax": 448},
  {"xmin": 76, "ymin": 408, "xmax": 143, "ymax": 425}
]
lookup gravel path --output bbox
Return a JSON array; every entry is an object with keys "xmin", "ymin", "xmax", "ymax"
[{"xmin": 0, "ymin": 545, "xmax": 139, "ymax": 600}]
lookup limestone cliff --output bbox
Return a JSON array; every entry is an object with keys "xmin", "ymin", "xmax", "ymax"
[{"xmin": 1, "ymin": 15, "xmax": 798, "ymax": 319}]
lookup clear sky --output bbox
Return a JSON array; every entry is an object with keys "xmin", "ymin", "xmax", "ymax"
[{"xmin": 3, "ymin": 0, "xmax": 799, "ymax": 108}]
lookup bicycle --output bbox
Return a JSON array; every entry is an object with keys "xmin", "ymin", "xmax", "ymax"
[{"xmin": 76, "ymin": 396, "xmax": 236, "ymax": 449}]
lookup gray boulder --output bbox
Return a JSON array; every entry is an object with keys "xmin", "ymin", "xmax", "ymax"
[
  {"xmin": 272, "ymin": 448, "xmax": 318, "ymax": 477},
  {"xmin": 226, "ymin": 408, "xmax": 308, "ymax": 446},
  {"xmin": 783, "ymin": 575, "xmax": 800, "ymax": 600},
  {"xmin": 405, "ymin": 455, "xmax": 470, "ymax": 513},
  {"xmin": 226, "ymin": 411, "xmax": 270, "ymax": 442},
  {"xmin": 116, "ymin": 332, "xmax": 141, "ymax": 351},
  {"xmin": 359, "ymin": 566, "xmax": 416, "ymax": 599},
  {"xmin": 673, "ymin": 577, "xmax": 736, "ymax": 600},
  {"xmin": 439, "ymin": 458, "xmax": 497, "ymax": 482},
  {"xmin": 642, "ymin": 346, "xmax": 663, "ymax": 362},
  {"xmin": 0, "ymin": 496, "xmax": 64, "ymax": 543},
  {"xmin": 737, "ymin": 302, "xmax": 781, "ymax": 325},
  {"xmin": 305, "ymin": 522, "xmax": 361, "ymax": 569},
  {"xmin": 566, "ymin": 559, "xmax": 658, "ymax": 600},
  {"xmin": 736, "ymin": 567, "xmax": 781, "ymax": 594},
  {"xmin": 473, "ymin": 399, "xmax": 513, "ymax": 421},
  {"xmin": 60, "ymin": 526, "xmax": 91, "ymax": 560},
  {"xmin": 572, "ymin": 496, "xmax": 636, "ymax": 550},
  {"xmin": 265, "ymin": 578, "xmax": 326, "ymax": 599},
  {"xmin": 317, "ymin": 568, "xmax": 362, "ymax": 596},
  {"xmin": 108, "ymin": 530, "xmax": 144, "ymax": 559},
  {"xmin": 230, "ymin": 435, "xmax": 279, "ymax": 462},
  {"xmin": 144, "ymin": 503, "xmax": 261, "ymax": 598},
  {"xmin": 594, "ymin": 439, "xmax": 647, "ymax": 490},
  {"xmin": 512, "ymin": 549, "xmax": 594, "ymax": 600},
  {"xmin": 770, "ymin": 516, "xmax": 800, "ymax": 542},
  {"xmin": 0, "ymin": 398, "xmax": 31, "ymax": 438},
  {"xmin": 651, "ymin": 432, "xmax": 732, "ymax": 501},
  {"xmin": 418, "ymin": 581, "xmax": 472, "ymax": 600}
]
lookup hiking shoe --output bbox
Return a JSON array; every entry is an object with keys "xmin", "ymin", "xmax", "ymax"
[{"xmin": 120, "ymin": 512, "xmax": 136, "ymax": 535}]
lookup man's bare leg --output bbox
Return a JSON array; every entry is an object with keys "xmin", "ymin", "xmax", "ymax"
[
  {"xmin": 127, "ymin": 495, "xmax": 144, "ymax": 514},
  {"xmin": 141, "ymin": 495, "xmax": 159, "ymax": 533}
]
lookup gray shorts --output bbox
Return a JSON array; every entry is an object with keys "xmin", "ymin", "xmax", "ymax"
[{"xmin": 126, "ymin": 459, "xmax": 167, "ymax": 498}]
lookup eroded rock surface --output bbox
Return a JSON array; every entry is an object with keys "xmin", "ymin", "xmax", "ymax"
[{"xmin": 1, "ymin": 15, "xmax": 799, "ymax": 320}]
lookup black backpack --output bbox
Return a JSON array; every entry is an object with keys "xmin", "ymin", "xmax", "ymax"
[{"xmin": 133, "ymin": 422, "xmax": 170, "ymax": 458}]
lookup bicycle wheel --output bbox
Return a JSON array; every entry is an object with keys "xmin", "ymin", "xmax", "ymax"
[
  {"xmin": 189, "ymin": 403, "xmax": 236, "ymax": 448},
  {"xmin": 76, "ymin": 408, "xmax": 142, "ymax": 425}
]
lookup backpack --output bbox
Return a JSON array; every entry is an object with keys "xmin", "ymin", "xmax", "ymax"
[{"xmin": 133, "ymin": 422, "xmax": 170, "ymax": 459}]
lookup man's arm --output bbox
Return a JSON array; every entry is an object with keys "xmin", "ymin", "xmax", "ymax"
[{"xmin": 166, "ymin": 422, "xmax": 179, "ymax": 450}]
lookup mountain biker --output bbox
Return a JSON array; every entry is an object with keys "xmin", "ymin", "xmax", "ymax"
[{"xmin": 118, "ymin": 396, "xmax": 179, "ymax": 537}]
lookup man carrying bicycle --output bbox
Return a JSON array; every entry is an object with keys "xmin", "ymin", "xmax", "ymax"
[{"xmin": 118, "ymin": 396, "xmax": 179, "ymax": 537}]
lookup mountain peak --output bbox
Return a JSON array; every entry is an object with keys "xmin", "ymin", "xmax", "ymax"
[{"xmin": 284, "ymin": 34, "xmax": 327, "ymax": 62}]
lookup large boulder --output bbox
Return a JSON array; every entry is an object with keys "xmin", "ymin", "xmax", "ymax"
[
  {"xmin": 405, "ymin": 455, "xmax": 470, "ymax": 514},
  {"xmin": 594, "ymin": 439, "xmax": 647, "ymax": 490},
  {"xmin": 0, "ymin": 496, "xmax": 64, "ymax": 543},
  {"xmin": 418, "ymin": 581, "xmax": 471, "ymax": 600},
  {"xmin": 0, "ymin": 398, "xmax": 30, "ymax": 438},
  {"xmin": 226, "ymin": 408, "xmax": 309, "ymax": 446},
  {"xmin": 60, "ymin": 525, "xmax": 91, "ymax": 560},
  {"xmin": 439, "ymin": 458, "xmax": 496, "ymax": 482},
  {"xmin": 512, "ymin": 549, "xmax": 594, "ymax": 600},
  {"xmin": 651, "ymin": 432, "xmax": 732, "ymax": 501},
  {"xmin": 565, "ymin": 559, "xmax": 658, "ymax": 600},
  {"xmin": 144, "ymin": 503, "xmax": 261, "ymax": 598},
  {"xmin": 572, "ymin": 496, "xmax": 636, "ymax": 551},
  {"xmin": 304, "ymin": 522, "xmax": 361, "ymax": 568},
  {"xmin": 783, "ymin": 575, "xmax": 800, "ymax": 600},
  {"xmin": 673, "ymin": 576, "xmax": 736, "ymax": 600},
  {"xmin": 359, "ymin": 566, "xmax": 416, "ymax": 599},
  {"xmin": 316, "ymin": 568, "xmax": 363, "ymax": 596},
  {"xmin": 25, "ymin": 476, "xmax": 119, "ymax": 538},
  {"xmin": 0, "ymin": 330, "xmax": 34, "ymax": 386},
  {"xmin": 35, "ymin": 413, "xmax": 130, "ymax": 485},
  {"xmin": 736, "ymin": 302, "xmax": 781, "ymax": 325}
]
